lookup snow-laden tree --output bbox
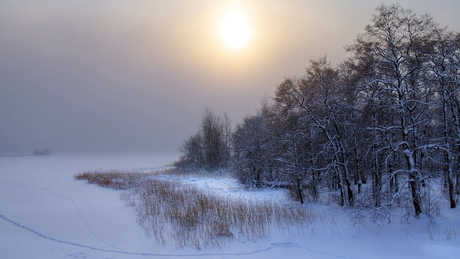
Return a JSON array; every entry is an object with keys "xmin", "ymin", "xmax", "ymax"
[
  {"xmin": 271, "ymin": 87, "xmax": 311, "ymax": 204},
  {"xmin": 176, "ymin": 4, "xmax": 460, "ymax": 214},
  {"xmin": 270, "ymin": 57, "xmax": 362, "ymax": 206},
  {"xmin": 427, "ymin": 28, "xmax": 460, "ymax": 208},
  {"xmin": 232, "ymin": 111, "xmax": 271, "ymax": 187},
  {"xmin": 347, "ymin": 4, "xmax": 439, "ymax": 216},
  {"xmin": 297, "ymin": 57, "xmax": 358, "ymax": 206}
]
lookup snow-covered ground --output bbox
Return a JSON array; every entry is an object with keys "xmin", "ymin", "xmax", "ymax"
[{"xmin": 1, "ymin": 154, "xmax": 459, "ymax": 259}]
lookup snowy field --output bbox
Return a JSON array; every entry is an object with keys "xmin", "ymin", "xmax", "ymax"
[{"xmin": 1, "ymin": 154, "xmax": 459, "ymax": 259}]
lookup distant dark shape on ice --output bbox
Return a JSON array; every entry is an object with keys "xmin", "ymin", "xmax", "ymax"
[{"xmin": 32, "ymin": 149, "xmax": 51, "ymax": 156}]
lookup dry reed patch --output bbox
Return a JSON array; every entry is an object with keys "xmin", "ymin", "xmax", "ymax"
[
  {"xmin": 75, "ymin": 170, "xmax": 316, "ymax": 248},
  {"xmin": 74, "ymin": 170, "xmax": 148, "ymax": 189}
]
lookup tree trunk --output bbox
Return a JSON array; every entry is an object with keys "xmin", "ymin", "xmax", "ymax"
[
  {"xmin": 443, "ymin": 151, "xmax": 456, "ymax": 208},
  {"xmin": 297, "ymin": 177, "xmax": 304, "ymax": 205},
  {"xmin": 456, "ymin": 171, "xmax": 460, "ymax": 196},
  {"xmin": 372, "ymin": 171, "xmax": 380, "ymax": 207},
  {"xmin": 409, "ymin": 172, "xmax": 422, "ymax": 217},
  {"xmin": 372, "ymin": 157, "xmax": 381, "ymax": 207},
  {"xmin": 346, "ymin": 178, "xmax": 354, "ymax": 206},
  {"xmin": 338, "ymin": 182, "xmax": 344, "ymax": 207},
  {"xmin": 448, "ymin": 175, "xmax": 456, "ymax": 209}
]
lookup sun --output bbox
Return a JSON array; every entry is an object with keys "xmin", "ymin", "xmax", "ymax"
[{"xmin": 220, "ymin": 10, "xmax": 250, "ymax": 49}]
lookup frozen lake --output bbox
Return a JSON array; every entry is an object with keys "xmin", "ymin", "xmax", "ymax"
[{"xmin": 1, "ymin": 153, "xmax": 459, "ymax": 259}]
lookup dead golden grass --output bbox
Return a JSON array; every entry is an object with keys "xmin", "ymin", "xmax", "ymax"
[{"xmin": 75, "ymin": 170, "xmax": 316, "ymax": 248}]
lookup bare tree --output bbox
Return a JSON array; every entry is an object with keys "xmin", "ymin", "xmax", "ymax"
[
  {"xmin": 177, "ymin": 108, "xmax": 230, "ymax": 171},
  {"xmin": 232, "ymin": 112, "xmax": 270, "ymax": 187},
  {"xmin": 428, "ymin": 28, "xmax": 460, "ymax": 208},
  {"xmin": 177, "ymin": 133, "xmax": 204, "ymax": 170},
  {"xmin": 176, "ymin": 4, "xmax": 460, "ymax": 216},
  {"xmin": 200, "ymin": 108, "xmax": 224, "ymax": 170},
  {"xmin": 347, "ymin": 4, "xmax": 439, "ymax": 216},
  {"xmin": 271, "ymin": 57, "xmax": 359, "ymax": 206}
]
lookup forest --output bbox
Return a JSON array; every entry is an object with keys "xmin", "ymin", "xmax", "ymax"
[{"xmin": 175, "ymin": 4, "xmax": 460, "ymax": 219}]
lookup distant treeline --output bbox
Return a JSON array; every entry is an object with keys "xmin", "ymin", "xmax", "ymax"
[{"xmin": 176, "ymin": 4, "xmax": 460, "ymax": 218}]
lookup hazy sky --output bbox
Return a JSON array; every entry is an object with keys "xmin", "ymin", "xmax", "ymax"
[{"xmin": 1, "ymin": 0, "xmax": 459, "ymax": 154}]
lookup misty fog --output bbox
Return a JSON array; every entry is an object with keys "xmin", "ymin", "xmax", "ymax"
[{"xmin": 1, "ymin": 0, "xmax": 459, "ymax": 154}]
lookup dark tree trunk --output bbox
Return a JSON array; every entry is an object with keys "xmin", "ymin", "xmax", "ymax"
[
  {"xmin": 409, "ymin": 172, "xmax": 422, "ymax": 217},
  {"xmin": 297, "ymin": 177, "xmax": 304, "ymax": 205},
  {"xmin": 447, "ymin": 175, "xmax": 456, "ymax": 209},
  {"xmin": 456, "ymin": 170, "xmax": 460, "ymax": 196},
  {"xmin": 346, "ymin": 178, "xmax": 354, "ymax": 206},
  {"xmin": 372, "ymin": 169, "xmax": 381, "ymax": 207},
  {"xmin": 338, "ymin": 182, "xmax": 344, "ymax": 207}
]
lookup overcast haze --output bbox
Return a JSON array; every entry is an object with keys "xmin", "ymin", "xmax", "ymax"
[{"xmin": 1, "ymin": 0, "xmax": 459, "ymax": 154}]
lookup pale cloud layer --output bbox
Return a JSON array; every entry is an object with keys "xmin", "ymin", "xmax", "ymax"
[{"xmin": 1, "ymin": 0, "xmax": 459, "ymax": 153}]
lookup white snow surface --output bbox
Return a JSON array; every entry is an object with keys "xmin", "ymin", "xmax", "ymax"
[{"xmin": 1, "ymin": 153, "xmax": 459, "ymax": 259}]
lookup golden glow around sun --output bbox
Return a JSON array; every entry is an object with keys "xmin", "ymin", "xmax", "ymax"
[{"xmin": 220, "ymin": 10, "xmax": 250, "ymax": 49}]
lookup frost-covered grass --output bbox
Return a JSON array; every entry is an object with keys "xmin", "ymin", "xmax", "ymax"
[{"xmin": 75, "ymin": 171, "xmax": 315, "ymax": 249}]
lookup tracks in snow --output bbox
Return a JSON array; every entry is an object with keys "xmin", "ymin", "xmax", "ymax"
[
  {"xmin": 0, "ymin": 214, "xmax": 355, "ymax": 259},
  {"xmin": 1, "ymin": 182, "xmax": 117, "ymax": 250},
  {"xmin": 36, "ymin": 186, "xmax": 118, "ymax": 250}
]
